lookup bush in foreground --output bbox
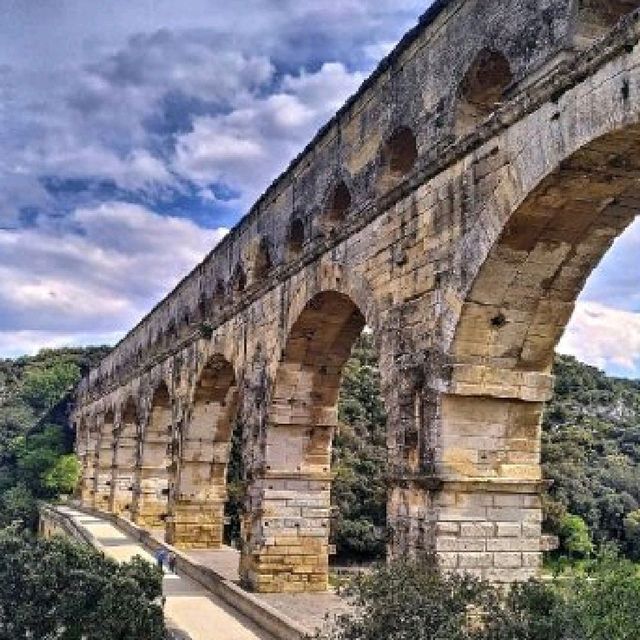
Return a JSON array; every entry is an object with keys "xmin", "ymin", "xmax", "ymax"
[
  {"xmin": 0, "ymin": 529, "xmax": 166, "ymax": 640},
  {"xmin": 317, "ymin": 556, "xmax": 640, "ymax": 640}
]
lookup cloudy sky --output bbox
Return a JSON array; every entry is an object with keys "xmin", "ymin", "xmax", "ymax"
[{"xmin": 0, "ymin": 1, "xmax": 638, "ymax": 378}]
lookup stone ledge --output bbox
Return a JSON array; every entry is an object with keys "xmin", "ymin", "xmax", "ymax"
[{"xmin": 390, "ymin": 476, "xmax": 551, "ymax": 494}]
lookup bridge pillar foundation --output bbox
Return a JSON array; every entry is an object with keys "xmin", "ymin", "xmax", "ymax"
[
  {"xmin": 389, "ymin": 478, "xmax": 543, "ymax": 582},
  {"xmin": 167, "ymin": 500, "xmax": 225, "ymax": 548},
  {"xmin": 388, "ymin": 388, "xmax": 549, "ymax": 581},
  {"xmin": 132, "ymin": 469, "xmax": 170, "ymax": 528},
  {"xmin": 110, "ymin": 471, "xmax": 135, "ymax": 517},
  {"xmin": 241, "ymin": 473, "xmax": 331, "ymax": 593},
  {"xmin": 94, "ymin": 468, "xmax": 113, "ymax": 512}
]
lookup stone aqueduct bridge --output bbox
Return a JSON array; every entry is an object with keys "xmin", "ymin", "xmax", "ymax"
[{"xmin": 74, "ymin": 0, "xmax": 640, "ymax": 593}]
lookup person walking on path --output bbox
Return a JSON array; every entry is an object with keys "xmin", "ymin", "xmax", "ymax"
[
  {"xmin": 154, "ymin": 548, "xmax": 166, "ymax": 571},
  {"xmin": 167, "ymin": 551, "xmax": 177, "ymax": 574}
]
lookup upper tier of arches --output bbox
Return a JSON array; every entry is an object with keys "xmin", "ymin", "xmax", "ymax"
[{"xmin": 76, "ymin": 0, "xmax": 640, "ymax": 401}]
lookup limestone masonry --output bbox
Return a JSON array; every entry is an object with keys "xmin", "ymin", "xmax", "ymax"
[{"xmin": 73, "ymin": 0, "xmax": 640, "ymax": 592}]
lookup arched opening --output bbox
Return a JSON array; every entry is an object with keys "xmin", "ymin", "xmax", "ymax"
[
  {"xmin": 134, "ymin": 382, "xmax": 173, "ymax": 529},
  {"xmin": 288, "ymin": 218, "xmax": 305, "ymax": 258},
  {"xmin": 168, "ymin": 355, "xmax": 238, "ymax": 549},
  {"xmin": 456, "ymin": 49, "xmax": 512, "ymax": 137},
  {"xmin": 111, "ymin": 398, "xmax": 138, "ymax": 517},
  {"xmin": 442, "ymin": 125, "xmax": 640, "ymax": 581},
  {"xmin": 231, "ymin": 263, "xmax": 246, "ymax": 295},
  {"xmin": 324, "ymin": 181, "xmax": 352, "ymax": 232},
  {"xmin": 379, "ymin": 126, "xmax": 418, "ymax": 193},
  {"xmin": 77, "ymin": 421, "xmax": 96, "ymax": 505},
  {"xmin": 574, "ymin": 1, "xmax": 640, "ymax": 49},
  {"xmin": 332, "ymin": 329, "xmax": 388, "ymax": 565},
  {"xmin": 253, "ymin": 237, "xmax": 273, "ymax": 282},
  {"xmin": 213, "ymin": 278, "xmax": 226, "ymax": 308},
  {"xmin": 243, "ymin": 291, "xmax": 388, "ymax": 593},
  {"xmin": 95, "ymin": 410, "xmax": 115, "ymax": 510}
]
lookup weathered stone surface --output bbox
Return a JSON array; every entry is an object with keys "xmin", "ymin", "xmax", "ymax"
[{"xmin": 72, "ymin": 0, "xmax": 640, "ymax": 591}]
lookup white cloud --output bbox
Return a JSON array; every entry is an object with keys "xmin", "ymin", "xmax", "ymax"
[
  {"xmin": 579, "ymin": 217, "xmax": 640, "ymax": 313},
  {"xmin": 174, "ymin": 62, "xmax": 365, "ymax": 204},
  {"xmin": 0, "ymin": 330, "xmax": 125, "ymax": 359},
  {"xmin": 558, "ymin": 301, "xmax": 640, "ymax": 376},
  {"xmin": 0, "ymin": 203, "xmax": 227, "ymax": 340}
]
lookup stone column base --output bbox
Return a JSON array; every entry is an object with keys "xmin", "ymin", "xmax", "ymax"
[
  {"xmin": 389, "ymin": 477, "xmax": 544, "ymax": 583},
  {"xmin": 134, "ymin": 498, "xmax": 169, "ymax": 529},
  {"xmin": 242, "ymin": 535, "xmax": 329, "ymax": 593},
  {"xmin": 240, "ymin": 473, "xmax": 331, "ymax": 593},
  {"xmin": 80, "ymin": 484, "xmax": 95, "ymax": 508},
  {"xmin": 109, "ymin": 472, "xmax": 135, "ymax": 515},
  {"xmin": 166, "ymin": 501, "xmax": 225, "ymax": 549}
]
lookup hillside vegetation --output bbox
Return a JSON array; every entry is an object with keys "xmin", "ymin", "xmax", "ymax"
[
  {"xmin": 1, "ymin": 340, "xmax": 639, "ymax": 563},
  {"xmin": 0, "ymin": 347, "xmax": 109, "ymax": 528}
]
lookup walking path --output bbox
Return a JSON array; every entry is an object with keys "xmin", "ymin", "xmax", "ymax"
[
  {"xmin": 57, "ymin": 506, "xmax": 275, "ymax": 640},
  {"xmin": 148, "ymin": 529, "xmax": 350, "ymax": 632}
]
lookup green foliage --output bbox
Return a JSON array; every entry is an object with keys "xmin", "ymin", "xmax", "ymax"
[
  {"xmin": 224, "ymin": 420, "xmax": 246, "ymax": 547},
  {"xmin": 0, "ymin": 483, "xmax": 38, "ymax": 530},
  {"xmin": 566, "ymin": 556, "xmax": 640, "ymax": 640},
  {"xmin": 0, "ymin": 346, "xmax": 110, "ymax": 530},
  {"xmin": 0, "ymin": 529, "xmax": 165, "ymax": 639},
  {"xmin": 19, "ymin": 361, "xmax": 81, "ymax": 414},
  {"xmin": 623, "ymin": 509, "xmax": 640, "ymax": 560},
  {"xmin": 333, "ymin": 332, "xmax": 387, "ymax": 560},
  {"xmin": 543, "ymin": 355, "xmax": 640, "ymax": 557},
  {"xmin": 318, "ymin": 557, "xmax": 640, "ymax": 640},
  {"xmin": 42, "ymin": 453, "xmax": 81, "ymax": 495},
  {"xmin": 558, "ymin": 514, "xmax": 594, "ymax": 558}
]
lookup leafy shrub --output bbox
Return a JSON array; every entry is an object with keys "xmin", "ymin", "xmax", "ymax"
[
  {"xmin": 317, "ymin": 557, "xmax": 640, "ymax": 640},
  {"xmin": 0, "ymin": 530, "xmax": 165, "ymax": 640}
]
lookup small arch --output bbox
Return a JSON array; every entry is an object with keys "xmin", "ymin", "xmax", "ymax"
[
  {"xmin": 170, "ymin": 354, "xmax": 239, "ymax": 549},
  {"xmin": 95, "ymin": 410, "xmax": 115, "ymax": 509},
  {"xmin": 288, "ymin": 218, "xmax": 305, "ymax": 258},
  {"xmin": 231, "ymin": 264, "xmax": 246, "ymax": 294},
  {"xmin": 575, "ymin": 1, "xmax": 640, "ymax": 49},
  {"xmin": 111, "ymin": 397, "xmax": 138, "ymax": 515},
  {"xmin": 324, "ymin": 180, "xmax": 352, "ymax": 230},
  {"xmin": 379, "ymin": 126, "xmax": 418, "ymax": 193},
  {"xmin": 214, "ymin": 278, "xmax": 226, "ymax": 299},
  {"xmin": 135, "ymin": 381, "xmax": 173, "ymax": 528},
  {"xmin": 456, "ymin": 49, "xmax": 513, "ymax": 136},
  {"xmin": 253, "ymin": 237, "xmax": 273, "ymax": 281}
]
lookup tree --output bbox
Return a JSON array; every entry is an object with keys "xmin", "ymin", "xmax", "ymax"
[
  {"xmin": 567, "ymin": 556, "xmax": 640, "ymax": 640},
  {"xmin": 15, "ymin": 425, "xmax": 67, "ymax": 496},
  {"xmin": 317, "ymin": 557, "xmax": 640, "ymax": 640},
  {"xmin": 316, "ymin": 558, "xmax": 570, "ymax": 640},
  {"xmin": 19, "ymin": 361, "xmax": 81, "ymax": 414},
  {"xmin": 0, "ymin": 530, "xmax": 165, "ymax": 640},
  {"xmin": 623, "ymin": 509, "xmax": 640, "ymax": 560},
  {"xmin": 559, "ymin": 514, "xmax": 594, "ymax": 557},
  {"xmin": 0, "ymin": 483, "xmax": 38, "ymax": 530},
  {"xmin": 42, "ymin": 453, "xmax": 81, "ymax": 495}
]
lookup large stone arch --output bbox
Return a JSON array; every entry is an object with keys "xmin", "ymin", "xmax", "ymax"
[
  {"xmin": 242, "ymin": 290, "xmax": 376, "ymax": 592},
  {"xmin": 429, "ymin": 130, "xmax": 640, "ymax": 582},
  {"xmin": 110, "ymin": 396, "xmax": 140, "ymax": 517},
  {"xmin": 168, "ymin": 353, "xmax": 239, "ymax": 548},
  {"xmin": 133, "ymin": 381, "xmax": 174, "ymax": 528},
  {"xmin": 94, "ymin": 409, "xmax": 115, "ymax": 511},
  {"xmin": 71, "ymin": 0, "xmax": 640, "ymax": 592}
]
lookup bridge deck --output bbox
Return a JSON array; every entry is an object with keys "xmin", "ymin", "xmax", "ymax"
[{"xmin": 57, "ymin": 506, "xmax": 275, "ymax": 640}]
